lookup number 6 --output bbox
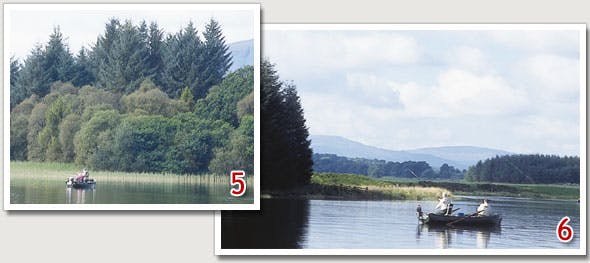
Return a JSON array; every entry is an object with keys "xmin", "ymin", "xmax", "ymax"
[
  {"xmin": 556, "ymin": 216, "xmax": 574, "ymax": 242},
  {"xmin": 230, "ymin": 170, "xmax": 246, "ymax": 197}
]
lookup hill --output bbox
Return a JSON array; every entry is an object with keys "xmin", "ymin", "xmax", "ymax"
[
  {"xmin": 228, "ymin": 39, "xmax": 254, "ymax": 72},
  {"xmin": 310, "ymin": 135, "xmax": 512, "ymax": 169}
]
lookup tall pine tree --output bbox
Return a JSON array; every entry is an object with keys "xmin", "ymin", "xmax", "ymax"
[
  {"xmin": 201, "ymin": 19, "xmax": 233, "ymax": 92},
  {"xmin": 162, "ymin": 22, "xmax": 204, "ymax": 98},
  {"xmin": 261, "ymin": 60, "xmax": 313, "ymax": 190}
]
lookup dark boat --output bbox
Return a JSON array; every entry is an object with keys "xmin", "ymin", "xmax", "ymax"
[
  {"xmin": 421, "ymin": 213, "xmax": 502, "ymax": 227},
  {"xmin": 66, "ymin": 178, "xmax": 96, "ymax": 189}
]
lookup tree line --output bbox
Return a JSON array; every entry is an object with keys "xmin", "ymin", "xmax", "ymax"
[
  {"xmin": 465, "ymin": 154, "xmax": 579, "ymax": 184},
  {"xmin": 312, "ymin": 153, "xmax": 464, "ymax": 180},
  {"xmin": 11, "ymin": 18, "xmax": 232, "ymax": 109},
  {"xmin": 10, "ymin": 18, "xmax": 253, "ymax": 176}
]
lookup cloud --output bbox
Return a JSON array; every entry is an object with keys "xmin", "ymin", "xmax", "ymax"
[
  {"xmin": 345, "ymin": 72, "xmax": 402, "ymax": 109},
  {"xmin": 394, "ymin": 69, "xmax": 530, "ymax": 117},
  {"xmin": 265, "ymin": 31, "xmax": 420, "ymax": 78},
  {"xmin": 443, "ymin": 46, "xmax": 489, "ymax": 73},
  {"xmin": 517, "ymin": 54, "xmax": 579, "ymax": 101},
  {"xmin": 489, "ymin": 30, "xmax": 579, "ymax": 55}
]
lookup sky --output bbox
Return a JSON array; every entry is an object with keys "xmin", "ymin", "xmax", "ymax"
[
  {"xmin": 7, "ymin": 4, "xmax": 255, "ymax": 60},
  {"xmin": 265, "ymin": 28, "xmax": 582, "ymax": 156}
]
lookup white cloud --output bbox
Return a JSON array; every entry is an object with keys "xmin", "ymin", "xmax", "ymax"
[
  {"xmin": 345, "ymin": 73, "xmax": 401, "ymax": 108},
  {"xmin": 265, "ymin": 31, "xmax": 420, "ymax": 78},
  {"xmin": 394, "ymin": 69, "xmax": 529, "ymax": 117},
  {"xmin": 518, "ymin": 54, "xmax": 579, "ymax": 101},
  {"xmin": 443, "ymin": 46, "xmax": 489, "ymax": 73},
  {"xmin": 489, "ymin": 31, "xmax": 579, "ymax": 54}
]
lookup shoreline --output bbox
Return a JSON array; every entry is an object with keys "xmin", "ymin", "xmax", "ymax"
[{"xmin": 263, "ymin": 173, "xmax": 580, "ymax": 201}]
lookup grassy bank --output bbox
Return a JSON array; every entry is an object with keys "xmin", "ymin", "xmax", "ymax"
[
  {"xmin": 382, "ymin": 178, "xmax": 579, "ymax": 200},
  {"xmin": 264, "ymin": 173, "xmax": 451, "ymax": 201},
  {"xmin": 10, "ymin": 161, "xmax": 235, "ymax": 184}
]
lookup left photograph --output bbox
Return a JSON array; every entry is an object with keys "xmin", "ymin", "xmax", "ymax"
[{"xmin": 4, "ymin": 4, "xmax": 260, "ymax": 210}]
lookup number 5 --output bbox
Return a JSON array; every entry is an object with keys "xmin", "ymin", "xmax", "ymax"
[
  {"xmin": 230, "ymin": 170, "xmax": 246, "ymax": 197},
  {"xmin": 556, "ymin": 216, "xmax": 574, "ymax": 242}
]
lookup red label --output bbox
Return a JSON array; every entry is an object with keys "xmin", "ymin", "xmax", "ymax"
[
  {"xmin": 556, "ymin": 216, "xmax": 574, "ymax": 243},
  {"xmin": 230, "ymin": 170, "xmax": 246, "ymax": 197}
]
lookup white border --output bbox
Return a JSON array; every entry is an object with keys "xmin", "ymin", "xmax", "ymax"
[
  {"xmin": 215, "ymin": 23, "xmax": 587, "ymax": 255},
  {"xmin": 3, "ymin": 4, "xmax": 261, "ymax": 211}
]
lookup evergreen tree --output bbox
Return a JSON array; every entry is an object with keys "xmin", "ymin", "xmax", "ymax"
[
  {"xmin": 201, "ymin": 19, "xmax": 232, "ymax": 91},
  {"xmin": 10, "ymin": 57, "xmax": 22, "ymax": 108},
  {"xmin": 71, "ymin": 47, "xmax": 95, "ymax": 87},
  {"xmin": 261, "ymin": 60, "xmax": 313, "ymax": 190},
  {"xmin": 43, "ymin": 27, "xmax": 76, "ymax": 83},
  {"xmin": 146, "ymin": 22, "xmax": 165, "ymax": 87},
  {"xmin": 162, "ymin": 22, "xmax": 204, "ymax": 98},
  {"xmin": 94, "ymin": 19, "xmax": 151, "ymax": 93},
  {"xmin": 15, "ymin": 45, "xmax": 49, "ymax": 100}
]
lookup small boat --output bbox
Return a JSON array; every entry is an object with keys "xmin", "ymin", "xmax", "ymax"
[
  {"xmin": 420, "ymin": 213, "xmax": 502, "ymax": 227},
  {"xmin": 66, "ymin": 177, "xmax": 96, "ymax": 189}
]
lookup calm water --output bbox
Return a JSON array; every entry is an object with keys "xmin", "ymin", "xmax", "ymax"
[
  {"xmin": 11, "ymin": 173, "xmax": 253, "ymax": 204},
  {"xmin": 222, "ymin": 197, "xmax": 580, "ymax": 249}
]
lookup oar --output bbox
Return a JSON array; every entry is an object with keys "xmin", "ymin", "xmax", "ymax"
[{"xmin": 446, "ymin": 210, "xmax": 483, "ymax": 226}]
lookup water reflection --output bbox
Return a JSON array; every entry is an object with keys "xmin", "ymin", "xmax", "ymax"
[
  {"xmin": 65, "ymin": 187, "xmax": 97, "ymax": 204},
  {"xmin": 221, "ymin": 199, "xmax": 310, "ymax": 249},
  {"xmin": 417, "ymin": 223, "xmax": 501, "ymax": 248}
]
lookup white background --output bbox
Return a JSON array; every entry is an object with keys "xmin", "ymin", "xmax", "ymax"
[{"xmin": 1, "ymin": 0, "xmax": 588, "ymax": 262}]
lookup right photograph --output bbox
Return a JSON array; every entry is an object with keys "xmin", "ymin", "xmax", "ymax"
[{"xmin": 217, "ymin": 24, "xmax": 586, "ymax": 255}]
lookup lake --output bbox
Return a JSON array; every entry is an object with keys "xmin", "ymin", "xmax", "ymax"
[
  {"xmin": 11, "ymin": 167, "xmax": 253, "ymax": 204},
  {"xmin": 221, "ymin": 197, "xmax": 580, "ymax": 249}
]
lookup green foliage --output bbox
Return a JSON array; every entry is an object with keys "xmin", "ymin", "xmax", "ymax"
[
  {"xmin": 26, "ymin": 102, "xmax": 48, "ymax": 161},
  {"xmin": 10, "ymin": 56, "xmax": 22, "ymax": 109},
  {"xmin": 111, "ymin": 115, "xmax": 178, "ymax": 172},
  {"xmin": 194, "ymin": 66, "xmax": 254, "ymax": 127},
  {"xmin": 10, "ymin": 19, "xmax": 253, "ymax": 176},
  {"xmin": 167, "ymin": 113, "xmax": 233, "ymax": 174},
  {"xmin": 58, "ymin": 114, "xmax": 81, "ymax": 162},
  {"xmin": 74, "ymin": 109, "xmax": 121, "ymax": 165},
  {"xmin": 201, "ymin": 19, "xmax": 233, "ymax": 90},
  {"xmin": 161, "ymin": 22, "xmax": 204, "ymax": 98},
  {"xmin": 209, "ymin": 115, "xmax": 254, "ymax": 175},
  {"xmin": 237, "ymin": 91, "xmax": 254, "ymax": 120},
  {"xmin": 121, "ymin": 79, "xmax": 187, "ymax": 116},
  {"xmin": 179, "ymin": 86, "xmax": 194, "ymax": 109},
  {"xmin": 465, "ymin": 154, "xmax": 580, "ymax": 184}
]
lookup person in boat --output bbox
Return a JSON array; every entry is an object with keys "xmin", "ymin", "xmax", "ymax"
[
  {"xmin": 416, "ymin": 204, "xmax": 423, "ymax": 219},
  {"xmin": 434, "ymin": 192, "xmax": 453, "ymax": 215},
  {"xmin": 477, "ymin": 199, "xmax": 490, "ymax": 216},
  {"xmin": 75, "ymin": 169, "xmax": 89, "ymax": 182}
]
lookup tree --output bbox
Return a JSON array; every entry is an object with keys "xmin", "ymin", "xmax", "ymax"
[
  {"xmin": 201, "ymin": 19, "xmax": 233, "ymax": 90},
  {"xmin": 194, "ymin": 66, "xmax": 254, "ymax": 127},
  {"xmin": 121, "ymin": 79, "xmax": 187, "ymax": 116},
  {"xmin": 10, "ymin": 57, "xmax": 22, "ymax": 109},
  {"xmin": 74, "ymin": 109, "xmax": 121, "ymax": 165},
  {"xmin": 260, "ymin": 60, "xmax": 313, "ymax": 190},
  {"xmin": 162, "ymin": 22, "xmax": 204, "ymax": 98},
  {"xmin": 43, "ymin": 27, "xmax": 76, "ymax": 83},
  {"xmin": 94, "ymin": 19, "xmax": 151, "ymax": 93},
  {"xmin": 209, "ymin": 115, "xmax": 254, "ymax": 175},
  {"xmin": 111, "ymin": 115, "xmax": 177, "ymax": 172},
  {"xmin": 71, "ymin": 47, "xmax": 95, "ymax": 87},
  {"xmin": 58, "ymin": 114, "xmax": 82, "ymax": 162},
  {"xmin": 16, "ymin": 45, "xmax": 49, "ymax": 100}
]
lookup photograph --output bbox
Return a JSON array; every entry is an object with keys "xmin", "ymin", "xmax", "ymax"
[
  {"xmin": 217, "ymin": 24, "xmax": 586, "ymax": 254},
  {"xmin": 4, "ymin": 4, "xmax": 260, "ymax": 210}
]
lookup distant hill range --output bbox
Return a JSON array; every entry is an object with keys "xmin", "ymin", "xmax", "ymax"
[
  {"xmin": 228, "ymin": 39, "xmax": 254, "ymax": 72},
  {"xmin": 310, "ymin": 135, "xmax": 511, "ymax": 170}
]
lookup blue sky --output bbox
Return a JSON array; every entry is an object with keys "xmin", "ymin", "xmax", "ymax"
[
  {"xmin": 265, "ymin": 28, "xmax": 582, "ymax": 156},
  {"xmin": 7, "ymin": 5, "xmax": 255, "ymax": 60}
]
